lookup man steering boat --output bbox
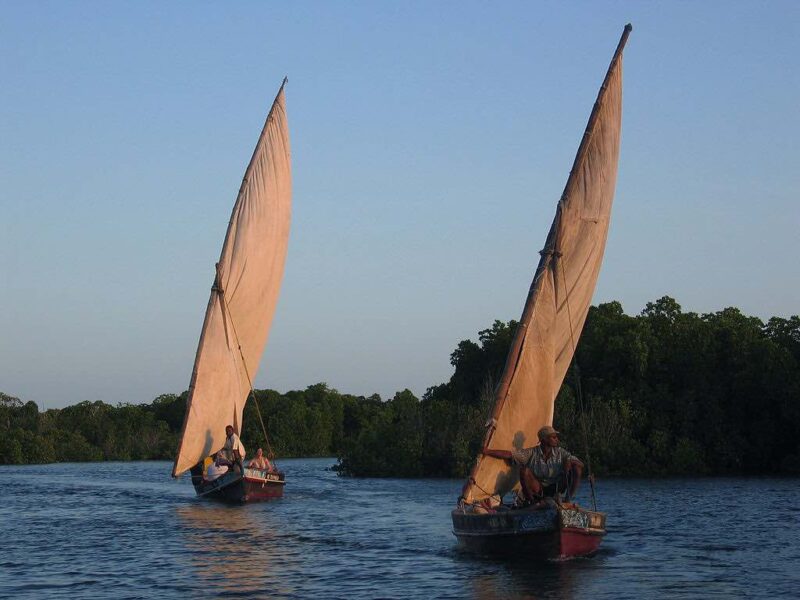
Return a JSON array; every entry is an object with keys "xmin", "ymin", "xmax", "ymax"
[{"xmin": 482, "ymin": 425, "xmax": 584, "ymax": 505}]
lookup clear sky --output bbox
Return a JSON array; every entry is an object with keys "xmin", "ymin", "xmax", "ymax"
[{"xmin": 2, "ymin": 2, "xmax": 798, "ymax": 409}]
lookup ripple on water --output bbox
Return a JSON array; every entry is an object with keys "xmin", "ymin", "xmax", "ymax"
[{"xmin": 3, "ymin": 461, "xmax": 799, "ymax": 599}]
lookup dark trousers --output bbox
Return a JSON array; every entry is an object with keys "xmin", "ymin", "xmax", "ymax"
[{"xmin": 520, "ymin": 467, "xmax": 573, "ymax": 501}]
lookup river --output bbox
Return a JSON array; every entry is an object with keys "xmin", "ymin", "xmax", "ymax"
[{"xmin": 2, "ymin": 458, "xmax": 798, "ymax": 598}]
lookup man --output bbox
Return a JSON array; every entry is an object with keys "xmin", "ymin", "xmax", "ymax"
[
  {"xmin": 483, "ymin": 425, "xmax": 583, "ymax": 503},
  {"xmin": 221, "ymin": 425, "xmax": 246, "ymax": 467}
]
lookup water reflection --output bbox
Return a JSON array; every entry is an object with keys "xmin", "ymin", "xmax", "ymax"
[
  {"xmin": 456, "ymin": 550, "xmax": 599, "ymax": 600},
  {"xmin": 175, "ymin": 503, "xmax": 295, "ymax": 597}
]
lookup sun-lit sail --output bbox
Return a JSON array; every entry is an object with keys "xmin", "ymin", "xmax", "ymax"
[
  {"xmin": 462, "ymin": 28, "xmax": 629, "ymax": 504},
  {"xmin": 172, "ymin": 84, "xmax": 291, "ymax": 477}
]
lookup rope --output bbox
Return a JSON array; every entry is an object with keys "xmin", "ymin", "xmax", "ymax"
[
  {"xmin": 467, "ymin": 477, "xmax": 503, "ymax": 506},
  {"xmin": 216, "ymin": 278, "xmax": 276, "ymax": 461},
  {"xmin": 556, "ymin": 253, "xmax": 598, "ymax": 511}
]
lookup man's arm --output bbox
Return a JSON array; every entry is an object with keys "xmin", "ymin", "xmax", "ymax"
[
  {"xmin": 563, "ymin": 452, "xmax": 584, "ymax": 499},
  {"xmin": 232, "ymin": 434, "xmax": 244, "ymax": 461},
  {"xmin": 482, "ymin": 448, "xmax": 512, "ymax": 462},
  {"xmin": 559, "ymin": 447, "xmax": 583, "ymax": 468}
]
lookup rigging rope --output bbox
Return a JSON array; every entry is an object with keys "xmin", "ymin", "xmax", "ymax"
[
  {"xmin": 216, "ymin": 275, "xmax": 276, "ymax": 461},
  {"xmin": 555, "ymin": 252, "xmax": 598, "ymax": 511},
  {"xmin": 468, "ymin": 477, "xmax": 503, "ymax": 505}
]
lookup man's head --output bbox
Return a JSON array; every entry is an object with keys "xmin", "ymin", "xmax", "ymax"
[
  {"xmin": 225, "ymin": 425, "xmax": 234, "ymax": 437},
  {"xmin": 537, "ymin": 425, "xmax": 560, "ymax": 447}
]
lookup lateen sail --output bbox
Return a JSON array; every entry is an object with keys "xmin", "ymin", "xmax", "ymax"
[
  {"xmin": 463, "ymin": 27, "xmax": 630, "ymax": 504},
  {"xmin": 172, "ymin": 84, "xmax": 291, "ymax": 477}
]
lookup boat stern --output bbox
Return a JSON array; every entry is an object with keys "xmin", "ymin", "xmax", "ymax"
[{"xmin": 452, "ymin": 503, "xmax": 606, "ymax": 559}]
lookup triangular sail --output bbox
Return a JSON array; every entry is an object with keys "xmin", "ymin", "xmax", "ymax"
[
  {"xmin": 172, "ymin": 84, "xmax": 291, "ymax": 477},
  {"xmin": 463, "ymin": 26, "xmax": 630, "ymax": 504}
]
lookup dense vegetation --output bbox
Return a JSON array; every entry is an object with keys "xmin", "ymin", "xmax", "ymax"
[
  {"xmin": 338, "ymin": 297, "xmax": 800, "ymax": 477},
  {"xmin": 0, "ymin": 385, "xmax": 380, "ymax": 466},
  {"xmin": 2, "ymin": 297, "xmax": 799, "ymax": 478}
]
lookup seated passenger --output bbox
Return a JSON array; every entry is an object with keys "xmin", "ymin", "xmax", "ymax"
[
  {"xmin": 247, "ymin": 448, "xmax": 273, "ymax": 472},
  {"xmin": 205, "ymin": 453, "xmax": 230, "ymax": 481},
  {"xmin": 483, "ymin": 426, "xmax": 584, "ymax": 504}
]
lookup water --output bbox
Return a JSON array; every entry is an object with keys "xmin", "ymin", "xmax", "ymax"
[{"xmin": 2, "ymin": 459, "xmax": 799, "ymax": 599}]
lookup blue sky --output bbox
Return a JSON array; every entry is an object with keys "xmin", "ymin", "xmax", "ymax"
[{"xmin": 2, "ymin": 2, "xmax": 798, "ymax": 409}]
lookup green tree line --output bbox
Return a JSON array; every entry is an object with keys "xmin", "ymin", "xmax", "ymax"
[
  {"xmin": 0, "ymin": 384, "xmax": 383, "ymax": 466},
  {"xmin": 335, "ymin": 297, "xmax": 800, "ymax": 477},
  {"xmin": 2, "ymin": 297, "xmax": 799, "ymax": 477}
]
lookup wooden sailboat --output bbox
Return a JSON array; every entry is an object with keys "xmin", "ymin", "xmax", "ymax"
[
  {"xmin": 171, "ymin": 80, "xmax": 292, "ymax": 503},
  {"xmin": 452, "ymin": 25, "xmax": 632, "ymax": 557}
]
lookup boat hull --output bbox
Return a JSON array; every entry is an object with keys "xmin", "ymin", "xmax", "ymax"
[
  {"xmin": 190, "ymin": 465, "xmax": 285, "ymax": 503},
  {"xmin": 452, "ymin": 504, "xmax": 605, "ymax": 559}
]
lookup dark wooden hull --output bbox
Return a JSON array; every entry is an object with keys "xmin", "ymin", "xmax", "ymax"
[
  {"xmin": 452, "ymin": 504, "xmax": 605, "ymax": 559},
  {"xmin": 190, "ymin": 465, "xmax": 285, "ymax": 504}
]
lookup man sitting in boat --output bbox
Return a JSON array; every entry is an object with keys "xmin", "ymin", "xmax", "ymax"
[
  {"xmin": 205, "ymin": 452, "xmax": 229, "ymax": 481},
  {"xmin": 221, "ymin": 425, "xmax": 246, "ymax": 471},
  {"xmin": 483, "ymin": 426, "xmax": 583, "ymax": 505},
  {"xmin": 247, "ymin": 447, "xmax": 273, "ymax": 472}
]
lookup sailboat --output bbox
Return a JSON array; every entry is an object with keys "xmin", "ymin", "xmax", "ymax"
[
  {"xmin": 171, "ymin": 79, "xmax": 292, "ymax": 503},
  {"xmin": 452, "ymin": 25, "xmax": 631, "ymax": 557}
]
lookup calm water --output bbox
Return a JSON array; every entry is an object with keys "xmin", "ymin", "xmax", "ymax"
[{"xmin": 2, "ymin": 459, "xmax": 799, "ymax": 599}]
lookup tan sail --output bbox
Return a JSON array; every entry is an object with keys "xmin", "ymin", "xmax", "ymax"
[
  {"xmin": 172, "ymin": 84, "xmax": 291, "ymax": 477},
  {"xmin": 463, "ymin": 27, "xmax": 630, "ymax": 504}
]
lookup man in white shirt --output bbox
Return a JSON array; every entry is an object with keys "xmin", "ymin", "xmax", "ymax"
[{"xmin": 222, "ymin": 424, "xmax": 246, "ymax": 466}]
